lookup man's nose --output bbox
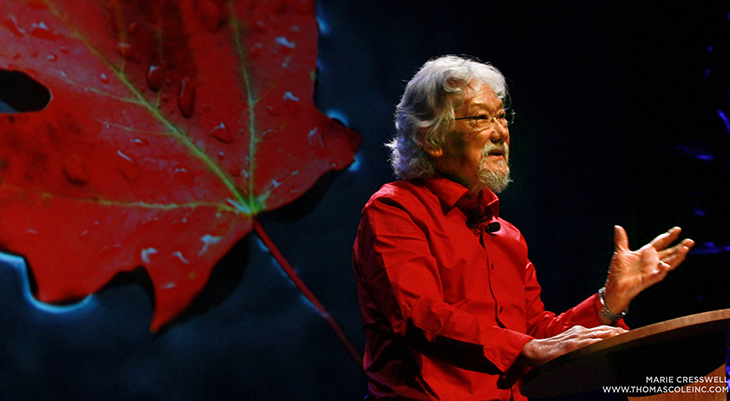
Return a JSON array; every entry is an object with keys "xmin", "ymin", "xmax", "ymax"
[{"xmin": 490, "ymin": 121, "xmax": 509, "ymax": 142}]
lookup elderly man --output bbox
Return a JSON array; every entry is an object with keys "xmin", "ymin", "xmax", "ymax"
[{"xmin": 352, "ymin": 55, "xmax": 694, "ymax": 400}]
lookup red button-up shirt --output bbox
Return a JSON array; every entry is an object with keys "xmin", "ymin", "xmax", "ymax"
[{"xmin": 353, "ymin": 178, "xmax": 617, "ymax": 400}]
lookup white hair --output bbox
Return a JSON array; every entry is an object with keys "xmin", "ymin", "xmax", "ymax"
[{"xmin": 387, "ymin": 55, "xmax": 509, "ymax": 179}]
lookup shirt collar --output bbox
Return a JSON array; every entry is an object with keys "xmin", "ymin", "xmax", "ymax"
[{"xmin": 423, "ymin": 176, "xmax": 500, "ymax": 219}]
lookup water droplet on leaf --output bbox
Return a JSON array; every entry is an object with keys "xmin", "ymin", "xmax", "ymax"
[
  {"xmin": 5, "ymin": 16, "xmax": 25, "ymax": 37},
  {"xmin": 117, "ymin": 42, "xmax": 136, "ymax": 61},
  {"xmin": 141, "ymin": 247, "xmax": 158, "ymax": 264},
  {"xmin": 178, "ymin": 77, "xmax": 195, "ymax": 118},
  {"xmin": 173, "ymin": 167, "xmax": 194, "ymax": 184},
  {"xmin": 209, "ymin": 123, "xmax": 233, "ymax": 143},
  {"xmin": 275, "ymin": 36, "xmax": 296, "ymax": 49},
  {"xmin": 308, "ymin": 127, "xmax": 327, "ymax": 156},
  {"xmin": 283, "ymin": 91, "xmax": 301, "ymax": 114},
  {"xmin": 147, "ymin": 65, "xmax": 163, "ymax": 92},
  {"xmin": 198, "ymin": 234, "xmax": 222, "ymax": 256},
  {"xmin": 30, "ymin": 22, "xmax": 61, "ymax": 40},
  {"xmin": 62, "ymin": 154, "xmax": 89, "ymax": 185},
  {"xmin": 115, "ymin": 150, "xmax": 142, "ymax": 184},
  {"xmin": 171, "ymin": 251, "xmax": 190, "ymax": 265},
  {"xmin": 128, "ymin": 21, "xmax": 139, "ymax": 35}
]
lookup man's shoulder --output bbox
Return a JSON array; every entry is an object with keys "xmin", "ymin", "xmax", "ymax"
[
  {"xmin": 364, "ymin": 180, "xmax": 434, "ymax": 210},
  {"xmin": 367, "ymin": 179, "xmax": 428, "ymax": 200},
  {"xmin": 370, "ymin": 179, "xmax": 419, "ymax": 197}
]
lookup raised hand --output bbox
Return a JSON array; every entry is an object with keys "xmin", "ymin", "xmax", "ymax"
[{"xmin": 602, "ymin": 226, "xmax": 694, "ymax": 317}]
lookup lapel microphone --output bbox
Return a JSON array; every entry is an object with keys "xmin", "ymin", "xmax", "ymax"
[
  {"xmin": 485, "ymin": 222, "xmax": 501, "ymax": 234},
  {"xmin": 467, "ymin": 211, "xmax": 501, "ymax": 235}
]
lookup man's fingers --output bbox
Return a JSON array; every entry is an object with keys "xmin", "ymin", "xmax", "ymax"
[
  {"xmin": 524, "ymin": 326, "xmax": 629, "ymax": 366},
  {"xmin": 588, "ymin": 325, "xmax": 627, "ymax": 338},
  {"xmin": 657, "ymin": 243, "xmax": 683, "ymax": 260},
  {"xmin": 567, "ymin": 326, "xmax": 626, "ymax": 350},
  {"xmin": 613, "ymin": 225, "xmax": 629, "ymax": 251},
  {"xmin": 650, "ymin": 227, "xmax": 682, "ymax": 250},
  {"xmin": 658, "ymin": 249, "xmax": 683, "ymax": 267},
  {"xmin": 566, "ymin": 325, "xmax": 626, "ymax": 341},
  {"xmin": 658, "ymin": 239, "xmax": 695, "ymax": 268}
]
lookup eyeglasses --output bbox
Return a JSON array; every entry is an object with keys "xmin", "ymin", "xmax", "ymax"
[{"xmin": 454, "ymin": 109, "xmax": 516, "ymax": 128}]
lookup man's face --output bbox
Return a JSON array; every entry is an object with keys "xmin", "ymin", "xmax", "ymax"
[{"xmin": 436, "ymin": 82, "xmax": 511, "ymax": 193}]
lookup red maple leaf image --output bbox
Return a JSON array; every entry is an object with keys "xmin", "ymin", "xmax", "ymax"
[{"xmin": 0, "ymin": 0, "xmax": 361, "ymax": 355}]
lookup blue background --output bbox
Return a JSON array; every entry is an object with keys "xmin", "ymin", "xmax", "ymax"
[{"xmin": 1, "ymin": 1, "xmax": 729, "ymax": 400}]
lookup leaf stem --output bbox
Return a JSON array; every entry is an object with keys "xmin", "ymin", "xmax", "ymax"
[{"xmin": 252, "ymin": 219, "xmax": 363, "ymax": 368}]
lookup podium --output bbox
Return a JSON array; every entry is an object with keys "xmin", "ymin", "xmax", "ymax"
[{"xmin": 520, "ymin": 309, "xmax": 730, "ymax": 400}]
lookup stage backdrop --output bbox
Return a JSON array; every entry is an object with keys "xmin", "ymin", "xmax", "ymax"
[{"xmin": 0, "ymin": 1, "xmax": 728, "ymax": 400}]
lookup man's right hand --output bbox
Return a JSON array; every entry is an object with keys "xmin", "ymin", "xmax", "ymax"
[{"xmin": 520, "ymin": 325, "xmax": 627, "ymax": 366}]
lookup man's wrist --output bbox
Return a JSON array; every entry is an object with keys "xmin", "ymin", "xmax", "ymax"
[{"xmin": 597, "ymin": 287, "xmax": 628, "ymax": 322}]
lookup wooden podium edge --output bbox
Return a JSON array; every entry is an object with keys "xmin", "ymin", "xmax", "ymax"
[{"xmin": 520, "ymin": 308, "xmax": 730, "ymax": 398}]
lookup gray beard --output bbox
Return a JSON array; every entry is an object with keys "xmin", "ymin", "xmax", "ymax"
[{"xmin": 478, "ymin": 143, "xmax": 511, "ymax": 193}]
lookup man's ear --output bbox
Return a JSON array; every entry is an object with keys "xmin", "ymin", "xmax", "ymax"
[{"xmin": 423, "ymin": 146, "xmax": 443, "ymax": 158}]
